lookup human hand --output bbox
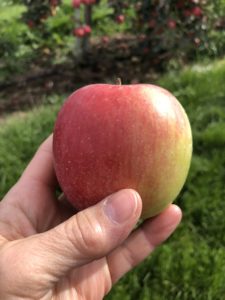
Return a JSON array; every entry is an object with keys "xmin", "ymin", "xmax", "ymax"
[{"xmin": 0, "ymin": 135, "xmax": 182, "ymax": 300}]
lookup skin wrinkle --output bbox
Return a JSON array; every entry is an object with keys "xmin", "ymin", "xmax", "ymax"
[
  {"xmin": 14, "ymin": 184, "xmax": 69, "ymax": 234},
  {"xmin": 71, "ymin": 212, "xmax": 106, "ymax": 259},
  {"xmin": 35, "ymin": 235, "xmax": 74, "ymax": 283},
  {"xmin": 0, "ymin": 202, "xmax": 36, "ymax": 239},
  {"xmin": 139, "ymin": 223, "xmax": 159, "ymax": 249},
  {"xmin": 23, "ymin": 175, "xmax": 56, "ymax": 192},
  {"xmin": 0, "ymin": 236, "xmax": 7, "ymax": 246},
  {"xmin": 35, "ymin": 198, "xmax": 61, "ymax": 233},
  {"xmin": 57, "ymin": 275, "xmax": 78, "ymax": 300},
  {"xmin": 0, "ymin": 218, "xmax": 24, "ymax": 241},
  {"xmin": 117, "ymin": 244, "xmax": 138, "ymax": 274},
  {"xmin": 3, "ymin": 239, "xmax": 53, "ymax": 299},
  {"xmin": 72, "ymin": 258, "xmax": 112, "ymax": 300},
  {"xmin": 107, "ymin": 226, "xmax": 155, "ymax": 284},
  {"xmin": 14, "ymin": 200, "xmax": 38, "ymax": 235},
  {"xmin": 102, "ymin": 257, "xmax": 113, "ymax": 296},
  {"xmin": 2, "ymin": 187, "xmax": 39, "ymax": 236}
]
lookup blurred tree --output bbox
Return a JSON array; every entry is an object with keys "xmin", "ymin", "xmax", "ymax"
[{"xmin": 1, "ymin": 0, "xmax": 224, "ymax": 74}]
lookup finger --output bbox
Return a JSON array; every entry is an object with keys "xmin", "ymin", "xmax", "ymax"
[
  {"xmin": 107, "ymin": 204, "xmax": 182, "ymax": 284},
  {"xmin": 20, "ymin": 134, "xmax": 57, "ymax": 189},
  {"xmin": 9, "ymin": 189, "xmax": 142, "ymax": 283}
]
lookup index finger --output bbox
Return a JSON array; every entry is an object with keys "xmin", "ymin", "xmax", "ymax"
[
  {"xmin": 107, "ymin": 204, "xmax": 182, "ymax": 284},
  {"xmin": 21, "ymin": 134, "xmax": 58, "ymax": 189}
]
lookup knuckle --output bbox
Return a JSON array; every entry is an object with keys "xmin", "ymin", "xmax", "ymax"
[
  {"xmin": 66, "ymin": 212, "xmax": 107, "ymax": 257},
  {"xmin": 121, "ymin": 243, "xmax": 138, "ymax": 270}
]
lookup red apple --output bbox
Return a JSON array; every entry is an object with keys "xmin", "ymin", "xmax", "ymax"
[
  {"xmin": 73, "ymin": 27, "xmax": 85, "ymax": 37},
  {"xmin": 116, "ymin": 14, "xmax": 125, "ymax": 24},
  {"xmin": 53, "ymin": 84, "xmax": 192, "ymax": 219},
  {"xmin": 82, "ymin": 0, "xmax": 96, "ymax": 4},
  {"xmin": 50, "ymin": 0, "xmax": 58, "ymax": 6},
  {"xmin": 191, "ymin": 6, "xmax": 202, "ymax": 17},
  {"xmin": 83, "ymin": 24, "xmax": 92, "ymax": 35},
  {"xmin": 72, "ymin": 0, "xmax": 81, "ymax": 8},
  {"xmin": 167, "ymin": 20, "xmax": 177, "ymax": 29}
]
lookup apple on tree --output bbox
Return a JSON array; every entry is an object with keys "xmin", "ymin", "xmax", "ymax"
[
  {"xmin": 50, "ymin": 0, "xmax": 59, "ymax": 6},
  {"xmin": 72, "ymin": 0, "xmax": 81, "ymax": 8},
  {"xmin": 73, "ymin": 27, "xmax": 85, "ymax": 37},
  {"xmin": 167, "ymin": 20, "xmax": 177, "ymax": 29},
  {"xmin": 116, "ymin": 14, "xmax": 125, "ymax": 24},
  {"xmin": 191, "ymin": 6, "xmax": 202, "ymax": 17},
  {"xmin": 83, "ymin": 24, "xmax": 92, "ymax": 35},
  {"xmin": 53, "ymin": 83, "xmax": 192, "ymax": 219},
  {"xmin": 82, "ymin": 0, "xmax": 96, "ymax": 5}
]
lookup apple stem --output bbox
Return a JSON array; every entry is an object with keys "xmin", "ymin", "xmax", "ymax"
[{"xmin": 115, "ymin": 78, "xmax": 122, "ymax": 85}]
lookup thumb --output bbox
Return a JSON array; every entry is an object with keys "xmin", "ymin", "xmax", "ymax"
[{"xmin": 15, "ymin": 189, "xmax": 142, "ymax": 282}]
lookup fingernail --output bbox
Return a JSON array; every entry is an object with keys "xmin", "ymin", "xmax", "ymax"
[{"xmin": 103, "ymin": 190, "xmax": 139, "ymax": 224}]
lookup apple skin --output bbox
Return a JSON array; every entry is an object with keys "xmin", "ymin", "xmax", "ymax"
[{"xmin": 53, "ymin": 84, "xmax": 192, "ymax": 219}]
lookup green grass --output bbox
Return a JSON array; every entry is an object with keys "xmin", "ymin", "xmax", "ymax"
[
  {"xmin": 0, "ymin": 59, "xmax": 225, "ymax": 299},
  {"xmin": 0, "ymin": 95, "xmax": 63, "ymax": 195}
]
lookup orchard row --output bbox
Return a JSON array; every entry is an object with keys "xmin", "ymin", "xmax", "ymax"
[
  {"xmin": 23, "ymin": 0, "xmax": 206, "ymax": 38},
  {"xmin": 21, "ymin": 0, "xmax": 223, "ymax": 64}
]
